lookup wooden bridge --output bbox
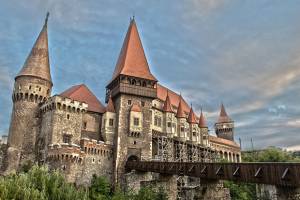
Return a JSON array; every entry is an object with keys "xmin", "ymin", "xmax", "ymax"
[{"xmin": 126, "ymin": 161, "xmax": 300, "ymax": 187}]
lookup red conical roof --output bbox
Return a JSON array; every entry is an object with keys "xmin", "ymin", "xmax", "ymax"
[
  {"xmin": 162, "ymin": 91, "xmax": 174, "ymax": 113},
  {"xmin": 131, "ymin": 103, "xmax": 141, "ymax": 112},
  {"xmin": 217, "ymin": 103, "xmax": 232, "ymax": 123},
  {"xmin": 106, "ymin": 95, "xmax": 115, "ymax": 113},
  {"xmin": 16, "ymin": 13, "xmax": 52, "ymax": 84},
  {"xmin": 199, "ymin": 110, "xmax": 207, "ymax": 128},
  {"xmin": 176, "ymin": 96, "xmax": 186, "ymax": 118},
  {"xmin": 60, "ymin": 84, "xmax": 106, "ymax": 113},
  {"xmin": 110, "ymin": 18, "xmax": 157, "ymax": 83},
  {"xmin": 187, "ymin": 106, "xmax": 197, "ymax": 124}
]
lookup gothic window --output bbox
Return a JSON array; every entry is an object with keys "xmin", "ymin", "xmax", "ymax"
[
  {"xmin": 67, "ymin": 114, "xmax": 70, "ymax": 119},
  {"xmin": 109, "ymin": 118, "xmax": 114, "ymax": 126},
  {"xmin": 128, "ymin": 100, "xmax": 132, "ymax": 105},
  {"xmin": 134, "ymin": 117, "xmax": 139, "ymax": 126},
  {"xmin": 83, "ymin": 122, "xmax": 87, "ymax": 130},
  {"xmin": 63, "ymin": 134, "xmax": 72, "ymax": 144},
  {"xmin": 154, "ymin": 116, "xmax": 158, "ymax": 126}
]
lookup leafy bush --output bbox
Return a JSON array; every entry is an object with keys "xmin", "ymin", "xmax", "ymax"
[{"xmin": 0, "ymin": 166, "xmax": 168, "ymax": 200}]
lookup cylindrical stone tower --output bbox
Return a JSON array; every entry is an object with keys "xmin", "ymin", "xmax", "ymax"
[{"xmin": 4, "ymin": 14, "xmax": 52, "ymax": 173}]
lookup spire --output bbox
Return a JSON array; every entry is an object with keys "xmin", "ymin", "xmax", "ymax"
[
  {"xmin": 162, "ymin": 90, "xmax": 174, "ymax": 113},
  {"xmin": 199, "ymin": 108, "xmax": 207, "ymax": 128},
  {"xmin": 16, "ymin": 13, "xmax": 52, "ymax": 84},
  {"xmin": 187, "ymin": 106, "xmax": 197, "ymax": 124},
  {"xmin": 106, "ymin": 95, "xmax": 115, "ymax": 113},
  {"xmin": 110, "ymin": 18, "xmax": 157, "ymax": 83},
  {"xmin": 176, "ymin": 95, "xmax": 185, "ymax": 118},
  {"xmin": 217, "ymin": 103, "xmax": 232, "ymax": 123}
]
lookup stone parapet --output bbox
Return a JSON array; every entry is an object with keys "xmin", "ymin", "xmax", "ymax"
[
  {"xmin": 40, "ymin": 95, "xmax": 88, "ymax": 114},
  {"xmin": 47, "ymin": 143, "xmax": 85, "ymax": 164},
  {"xmin": 80, "ymin": 138, "xmax": 113, "ymax": 158}
]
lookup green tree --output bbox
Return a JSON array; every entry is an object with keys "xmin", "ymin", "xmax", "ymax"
[{"xmin": 89, "ymin": 175, "xmax": 111, "ymax": 200}]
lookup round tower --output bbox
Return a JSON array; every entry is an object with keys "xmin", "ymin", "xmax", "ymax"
[{"xmin": 4, "ymin": 14, "xmax": 53, "ymax": 173}]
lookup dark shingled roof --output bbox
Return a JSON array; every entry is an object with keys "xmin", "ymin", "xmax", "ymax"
[{"xmin": 16, "ymin": 15, "xmax": 52, "ymax": 84}]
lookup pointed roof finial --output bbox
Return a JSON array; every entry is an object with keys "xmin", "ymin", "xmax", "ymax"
[{"xmin": 45, "ymin": 12, "xmax": 50, "ymax": 26}]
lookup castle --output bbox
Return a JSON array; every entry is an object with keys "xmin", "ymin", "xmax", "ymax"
[{"xmin": 2, "ymin": 14, "xmax": 240, "ymax": 199}]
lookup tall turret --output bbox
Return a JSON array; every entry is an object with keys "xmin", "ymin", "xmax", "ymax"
[
  {"xmin": 198, "ymin": 109, "xmax": 209, "ymax": 146},
  {"xmin": 163, "ymin": 91, "xmax": 176, "ymax": 136},
  {"xmin": 187, "ymin": 106, "xmax": 198, "ymax": 142},
  {"xmin": 106, "ymin": 18, "xmax": 157, "ymax": 186},
  {"xmin": 176, "ymin": 96, "xmax": 187, "ymax": 139},
  {"xmin": 4, "ymin": 13, "xmax": 53, "ymax": 173},
  {"xmin": 214, "ymin": 104, "xmax": 234, "ymax": 141}
]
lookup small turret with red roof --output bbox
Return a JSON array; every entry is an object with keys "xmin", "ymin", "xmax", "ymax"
[{"xmin": 215, "ymin": 103, "xmax": 234, "ymax": 141}]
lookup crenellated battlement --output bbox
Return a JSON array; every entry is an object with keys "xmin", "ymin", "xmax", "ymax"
[
  {"xmin": 47, "ymin": 143, "xmax": 85, "ymax": 164},
  {"xmin": 12, "ymin": 91, "xmax": 47, "ymax": 103},
  {"xmin": 80, "ymin": 138, "xmax": 113, "ymax": 158},
  {"xmin": 40, "ymin": 95, "xmax": 88, "ymax": 114}
]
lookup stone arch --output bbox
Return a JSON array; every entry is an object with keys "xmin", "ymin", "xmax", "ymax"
[{"xmin": 127, "ymin": 155, "xmax": 139, "ymax": 162}]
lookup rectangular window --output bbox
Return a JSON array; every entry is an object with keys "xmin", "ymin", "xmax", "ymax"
[
  {"xmin": 167, "ymin": 122, "xmax": 171, "ymax": 128},
  {"xmin": 63, "ymin": 134, "xmax": 72, "ymax": 144},
  {"xmin": 83, "ymin": 122, "xmax": 87, "ymax": 130},
  {"xmin": 193, "ymin": 132, "xmax": 196, "ymax": 137},
  {"xmin": 154, "ymin": 116, "xmax": 158, "ymax": 126},
  {"xmin": 128, "ymin": 100, "xmax": 132, "ymax": 105},
  {"xmin": 109, "ymin": 119, "xmax": 114, "ymax": 126},
  {"xmin": 134, "ymin": 117, "xmax": 139, "ymax": 126},
  {"xmin": 180, "ymin": 127, "xmax": 184, "ymax": 132}
]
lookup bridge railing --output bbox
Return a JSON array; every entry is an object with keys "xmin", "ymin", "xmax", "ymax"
[{"xmin": 126, "ymin": 161, "xmax": 300, "ymax": 187}]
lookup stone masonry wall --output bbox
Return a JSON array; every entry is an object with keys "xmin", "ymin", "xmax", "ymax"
[{"xmin": 113, "ymin": 94, "xmax": 153, "ymax": 186}]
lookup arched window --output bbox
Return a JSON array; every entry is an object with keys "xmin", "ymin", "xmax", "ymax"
[{"xmin": 131, "ymin": 79, "xmax": 136, "ymax": 85}]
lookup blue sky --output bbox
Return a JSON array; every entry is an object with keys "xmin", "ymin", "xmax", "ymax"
[{"xmin": 1, "ymin": 0, "xmax": 300, "ymax": 150}]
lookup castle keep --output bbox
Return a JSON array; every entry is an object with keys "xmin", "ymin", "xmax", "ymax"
[{"xmin": 2, "ymin": 15, "xmax": 241, "ymax": 199}]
